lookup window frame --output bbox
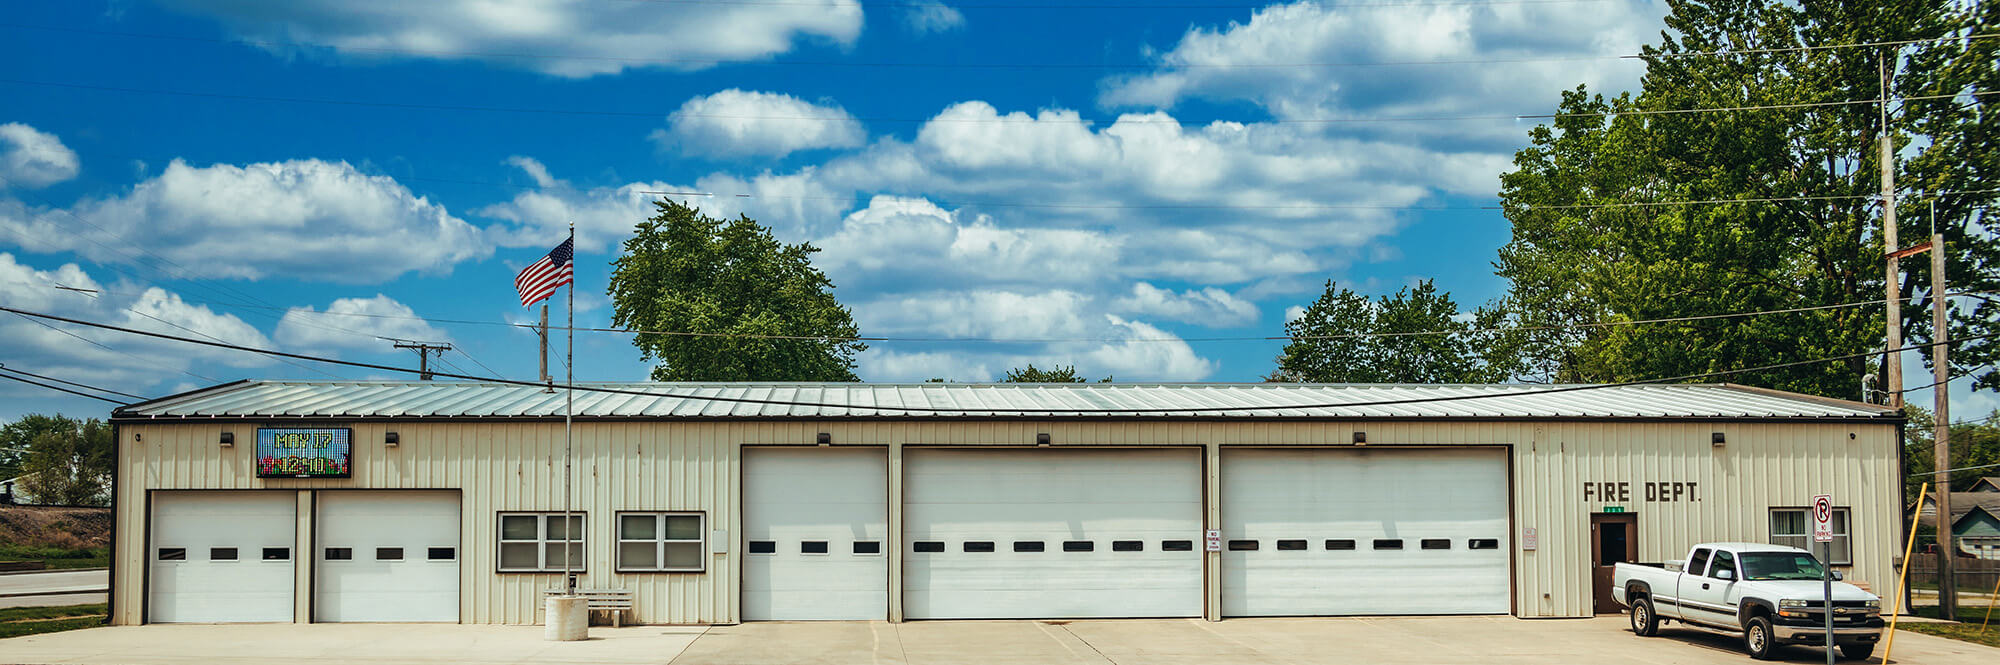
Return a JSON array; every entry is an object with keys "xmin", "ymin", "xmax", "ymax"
[
  {"xmin": 1768, "ymin": 506, "xmax": 1853, "ymax": 565},
  {"xmin": 614, "ymin": 511, "xmax": 706, "ymax": 574},
  {"xmin": 496, "ymin": 511, "xmax": 588, "ymax": 574}
]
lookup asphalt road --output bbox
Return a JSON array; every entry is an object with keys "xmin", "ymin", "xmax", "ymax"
[{"xmin": 0, "ymin": 569, "xmax": 109, "ymax": 608}]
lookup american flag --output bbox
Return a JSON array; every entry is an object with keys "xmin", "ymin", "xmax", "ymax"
[{"xmin": 514, "ymin": 237, "xmax": 574, "ymax": 307}]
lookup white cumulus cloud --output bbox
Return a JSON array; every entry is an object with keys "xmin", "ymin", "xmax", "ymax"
[
  {"xmin": 653, "ymin": 89, "xmax": 866, "ymax": 158},
  {"xmin": 0, "ymin": 122, "xmax": 80, "ymax": 188},
  {"xmin": 276, "ymin": 294, "xmax": 450, "ymax": 350},
  {"xmin": 1112, "ymin": 282, "xmax": 1258, "ymax": 327},
  {"xmin": 155, "ymin": 0, "xmax": 865, "ymax": 77},
  {"xmin": 0, "ymin": 158, "xmax": 489, "ymax": 283},
  {"xmin": 904, "ymin": 2, "xmax": 966, "ymax": 35}
]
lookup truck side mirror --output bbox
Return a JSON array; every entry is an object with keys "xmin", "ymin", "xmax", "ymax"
[
  {"xmin": 1831, "ymin": 570, "xmax": 1842, "ymax": 581},
  {"xmin": 1715, "ymin": 568, "xmax": 1736, "ymax": 582}
]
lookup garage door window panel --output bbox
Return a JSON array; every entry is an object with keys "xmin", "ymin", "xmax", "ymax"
[
  {"xmin": 497, "ymin": 512, "xmax": 586, "ymax": 573},
  {"xmin": 1769, "ymin": 507, "xmax": 1851, "ymax": 564},
  {"xmin": 617, "ymin": 512, "xmax": 705, "ymax": 573}
]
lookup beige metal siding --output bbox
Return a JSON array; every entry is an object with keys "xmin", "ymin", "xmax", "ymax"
[{"xmin": 114, "ymin": 418, "xmax": 1900, "ymax": 624}]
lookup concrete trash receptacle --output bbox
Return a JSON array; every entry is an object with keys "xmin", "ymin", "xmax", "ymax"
[{"xmin": 545, "ymin": 596, "xmax": 588, "ymax": 641}]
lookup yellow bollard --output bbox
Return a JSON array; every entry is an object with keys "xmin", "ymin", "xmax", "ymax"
[
  {"xmin": 1981, "ymin": 575, "xmax": 1999, "ymax": 635},
  {"xmin": 1884, "ymin": 482, "xmax": 1929, "ymax": 664}
]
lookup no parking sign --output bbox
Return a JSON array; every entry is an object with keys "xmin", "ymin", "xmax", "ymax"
[{"xmin": 1812, "ymin": 494, "xmax": 1834, "ymax": 543}]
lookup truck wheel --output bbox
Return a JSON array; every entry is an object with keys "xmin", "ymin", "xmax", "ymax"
[
  {"xmin": 1839, "ymin": 643, "xmax": 1875, "ymax": 661},
  {"xmin": 1744, "ymin": 616, "xmax": 1779, "ymax": 660},
  {"xmin": 1630, "ymin": 597, "xmax": 1660, "ymax": 636}
]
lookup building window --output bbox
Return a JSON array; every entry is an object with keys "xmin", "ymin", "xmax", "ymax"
[
  {"xmin": 427, "ymin": 547, "xmax": 456, "ymax": 561},
  {"xmin": 913, "ymin": 541, "xmax": 945, "ymax": 553},
  {"xmin": 616, "ymin": 512, "xmax": 705, "ymax": 573},
  {"xmin": 1161, "ymin": 540, "xmax": 1194, "ymax": 551},
  {"xmin": 1770, "ymin": 507, "xmax": 1851, "ymax": 564},
  {"xmin": 376, "ymin": 547, "xmax": 403, "ymax": 561},
  {"xmin": 748, "ymin": 541, "xmax": 777, "ymax": 554},
  {"xmin": 800, "ymin": 541, "xmax": 829, "ymax": 555},
  {"xmin": 498, "ymin": 512, "xmax": 586, "ymax": 573},
  {"xmin": 853, "ymin": 541, "xmax": 882, "ymax": 555},
  {"xmin": 209, "ymin": 547, "xmax": 237, "ymax": 561},
  {"xmin": 964, "ymin": 541, "xmax": 995, "ymax": 553}
]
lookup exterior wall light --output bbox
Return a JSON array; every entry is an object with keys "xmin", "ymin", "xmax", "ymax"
[
  {"xmin": 1036, "ymin": 433, "xmax": 1051, "ymax": 447},
  {"xmin": 385, "ymin": 432, "xmax": 400, "ymax": 447},
  {"xmin": 1352, "ymin": 432, "xmax": 1367, "ymax": 445},
  {"xmin": 219, "ymin": 431, "xmax": 234, "ymax": 447},
  {"xmin": 1711, "ymin": 432, "xmax": 1726, "ymax": 446},
  {"xmin": 816, "ymin": 432, "xmax": 832, "ymax": 446}
]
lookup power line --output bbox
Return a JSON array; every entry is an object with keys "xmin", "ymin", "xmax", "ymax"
[
  {"xmin": 8, "ymin": 77, "xmax": 1985, "ymax": 127},
  {"xmin": 1895, "ymin": 365, "xmax": 1996, "ymax": 394},
  {"xmin": 0, "ymin": 363, "xmax": 146, "ymax": 400},
  {"xmin": 0, "ymin": 369, "xmax": 129, "ymax": 405},
  {"xmin": 9, "ymin": 302, "xmax": 1982, "ymax": 414},
  {"xmin": 5, "ymin": 311, "xmax": 219, "ymax": 383},
  {"xmin": 6, "ymin": 279, "xmax": 1993, "ymax": 345},
  {"xmin": 9, "ymin": 21, "xmax": 1989, "ymax": 71}
]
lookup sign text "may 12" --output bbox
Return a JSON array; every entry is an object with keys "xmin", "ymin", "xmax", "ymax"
[{"xmin": 1582, "ymin": 481, "xmax": 1700, "ymax": 503}]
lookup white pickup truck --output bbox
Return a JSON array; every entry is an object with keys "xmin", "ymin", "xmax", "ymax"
[{"xmin": 1612, "ymin": 542, "xmax": 1883, "ymax": 660}]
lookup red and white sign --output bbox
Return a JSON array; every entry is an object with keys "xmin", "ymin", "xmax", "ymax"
[
  {"xmin": 1205, "ymin": 529, "xmax": 1223, "ymax": 552},
  {"xmin": 1812, "ymin": 494, "xmax": 1835, "ymax": 543}
]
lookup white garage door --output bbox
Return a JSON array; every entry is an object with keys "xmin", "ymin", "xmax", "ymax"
[
  {"xmin": 315, "ymin": 491, "xmax": 460, "ymax": 622},
  {"xmin": 1221, "ymin": 447, "xmax": 1510, "ymax": 617},
  {"xmin": 149, "ymin": 491, "xmax": 295, "ymax": 623},
  {"xmin": 743, "ymin": 447, "xmax": 888, "ymax": 620},
  {"xmin": 904, "ymin": 448, "xmax": 1202, "ymax": 619}
]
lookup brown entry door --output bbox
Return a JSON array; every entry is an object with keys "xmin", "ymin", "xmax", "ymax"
[{"xmin": 1591, "ymin": 513, "xmax": 1638, "ymax": 614}]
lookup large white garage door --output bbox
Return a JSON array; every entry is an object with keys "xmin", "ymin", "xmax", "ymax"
[
  {"xmin": 904, "ymin": 448, "xmax": 1202, "ymax": 619},
  {"xmin": 1222, "ymin": 447, "xmax": 1510, "ymax": 617},
  {"xmin": 149, "ymin": 491, "xmax": 295, "ymax": 623},
  {"xmin": 743, "ymin": 447, "xmax": 888, "ymax": 620},
  {"xmin": 314, "ymin": 491, "xmax": 460, "ymax": 622}
]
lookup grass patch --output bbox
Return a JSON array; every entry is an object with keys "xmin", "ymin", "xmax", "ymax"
[
  {"xmin": 0, "ymin": 604, "xmax": 104, "ymax": 640},
  {"xmin": 0, "ymin": 545, "xmax": 108, "ymax": 570},
  {"xmin": 1893, "ymin": 621, "xmax": 2000, "ymax": 649}
]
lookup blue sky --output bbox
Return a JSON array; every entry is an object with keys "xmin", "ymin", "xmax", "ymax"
[{"xmin": 1, "ymin": 0, "xmax": 1987, "ymax": 422}]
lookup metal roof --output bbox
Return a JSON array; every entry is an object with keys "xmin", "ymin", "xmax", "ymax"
[{"xmin": 111, "ymin": 380, "xmax": 1900, "ymax": 422}]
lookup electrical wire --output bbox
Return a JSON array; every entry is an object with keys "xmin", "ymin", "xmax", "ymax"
[
  {"xmin": 0, "ymin": 364, "xmax": 146, "ymax": 400},
  {"xmin": 8, "ymin": 303, "xmax": 1978, "ymax": 415},
  {"xmin": 6, "ymin": 279, "xmax": 1992, "ymax": 345},
  {"xmin": 9, "ymin": 77, "xmax": 1986, "ymax": 126},
  {"xmin": 1895, "ymin": 365, "xmax": 1996, "ymax": 394},
  {"xmin": 0, "ymin": 370, "xmax": 129, "ymax": 405},
  {"xmin": 6, "ymin": 311, "xmax": 219, "ymax": 383}
]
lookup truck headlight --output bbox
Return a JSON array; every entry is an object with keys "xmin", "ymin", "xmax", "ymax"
[
  {"xmin": 1863, "ymin": 599, "xmax": 1880, "ymax": 609},
  {"xmin": 1779, "ymin": 599, "xmax": 1810, "ymax": 608}
]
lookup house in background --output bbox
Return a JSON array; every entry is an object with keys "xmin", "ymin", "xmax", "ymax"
[{"xmin": 1918, "ymin": 477, "xmax": 2000, "ymax": 560}]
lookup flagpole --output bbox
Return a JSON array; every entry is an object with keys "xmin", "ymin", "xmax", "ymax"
[{"xmin": 563, "ymin": 222, "xmax": 576, "ymax": 594}]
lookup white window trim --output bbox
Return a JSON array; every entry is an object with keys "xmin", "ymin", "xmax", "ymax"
[
  {"xmin": 497, "ymin": 512, "xmax": 586, "ymax": 573},
  {"xmin": 1769, "ymin": 507, "xmax": 1853, "ymax": 565},
  {"xmin": 615, "ymin": 511, "xmax": 706, "ymax": 573}
]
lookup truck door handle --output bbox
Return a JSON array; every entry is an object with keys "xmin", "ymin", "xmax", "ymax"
[{"xmin": 1701, "ymin": 583, "xmax": 1711, "ymax": 590}]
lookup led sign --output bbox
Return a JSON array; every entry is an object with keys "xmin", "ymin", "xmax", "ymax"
[{"xmin": 255, "ymin": 428, "xmax": 352, "ymax": 478}]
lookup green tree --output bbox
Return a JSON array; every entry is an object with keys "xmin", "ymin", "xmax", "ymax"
[
  {"xmin": 1498, "ymin": 0, "xmax": 1999, "ymax": 398},
  {"xmin": 609, "ymin": 201, "xmax": 866, "ymax": 381},
  {"xmin": 1903, "ymin": 408, "xmax": 2000, "ymax": 504},
  {"xmin": 1, "ymin": 414, "xmax": 80, "ymax": 482},
  {"xmin": 1001, "ymin": 364, "xmax": 1110, "ymax": 383},
  {"xmin": 6, "ymin": 415, "xmax": 113, "ymax": 506},
  {"xmin": 1272, "ymin": 280, "xmax": 1513, "ymax": 383}
]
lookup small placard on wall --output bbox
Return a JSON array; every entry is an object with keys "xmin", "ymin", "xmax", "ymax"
[{"xmin": 1522, "ymin": 527, "xmax": 1538, "ymax": 551}]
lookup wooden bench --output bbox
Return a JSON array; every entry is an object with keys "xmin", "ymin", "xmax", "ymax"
[{"xmin": 544, "ymin": 589, "xmax": 635, "ymax": 627}]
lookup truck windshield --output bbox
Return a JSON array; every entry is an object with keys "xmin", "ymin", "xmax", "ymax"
[{"xmin": 1740, "ymin": 552, "xmax": 1827, "ymax": 581}]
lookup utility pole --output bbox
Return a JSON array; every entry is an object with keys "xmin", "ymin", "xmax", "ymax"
[
  {"xmin": 1881, "ymin": 55, "xmax": 1904, "ymax": 409},
  {"xmin": 538, "ymin": 303, "xmax": 552, "ymax": 387},
  {"xmin": 1931, "ymin": 228, "xmax": 1956, "ymax": 621},
  {"xmin": 388, "ymin": 339, "xmax": 453, "ymax": 381}
]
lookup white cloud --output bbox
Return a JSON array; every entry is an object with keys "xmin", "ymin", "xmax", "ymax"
[
  {"xmin": 156, "ymin": 0, "xmax": 865, "ymax": 77},
  {"xmin": 1112, "ymin": 282, "xmax": 1258, "ymax": 327},
  {"xmin": 854, "ymin": 289, "xmax": 1096, "ymax": 339},
  {"xmin": 854, "ymin": 315, "xmax": 1215, "ymax": 383},
  {"xmin": 276, "ymin": 294, "xmax": 449, "ymax": 350},
  {"xmin": 477, "ymin": 158, "xmax": 852, "ymax": 253},
  {"xmin": 0, "ymin": 253, "xmax": 274, "ymax": 405},
  {"xmin": 1099, "ymin": 1, "xmax": 1663, "ymax": 147},
  {"xmin": 1285, "ymin": 305, "xmax": 1307, "ymax": 324},
  {"xmin": 0, "ymin": 122, "xmax": 80, "ymax": 188},
  {"xmin": 654, "ymin": 90, "xmax": 866, "ymax": 158},
  {"xmin": 857, "ymin": 348, "xmax": 995, "ymax": 382},
  {"xmin": 814, "ymin": 196, "xmax": 1120, "ymax": 292},
  {"xmin": 904, "ymin": 2, "xmax": 965, "ymax": 35},
  {"xmin": 1085, "ymin": 316, "xmax": 1215, "ymax": 381},
  {"xmin": 0, "ymin": 158, "xmax": 488, "ymax": 283}
]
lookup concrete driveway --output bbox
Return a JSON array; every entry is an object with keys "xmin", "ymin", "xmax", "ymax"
[{"xmin": 3, "ymin": 616, "xmax": 1996, "ymax": 665}]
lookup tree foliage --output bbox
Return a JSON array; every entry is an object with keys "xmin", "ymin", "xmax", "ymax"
[
  {"xmin": 2, "ymin": 414, "xmax": 113, "ymax": 506},
  {"xmin": 1271, "ymin": 280, "xmax": 1513, "ymax": 383},
  {"xmin": 1902, "ymin": 408, "xmax": 2000, "ymax": 504},
  {"xmin": 1001, "ymin": 364, "xmax": 1110, "ymax": 383},
  {"xmin": 1497, "ymin": 0, "xmax": 1999, "ymax": 398},
  {"xmin": 609, "ymin": 201, "xmax": 866, "ymax": 381}
]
